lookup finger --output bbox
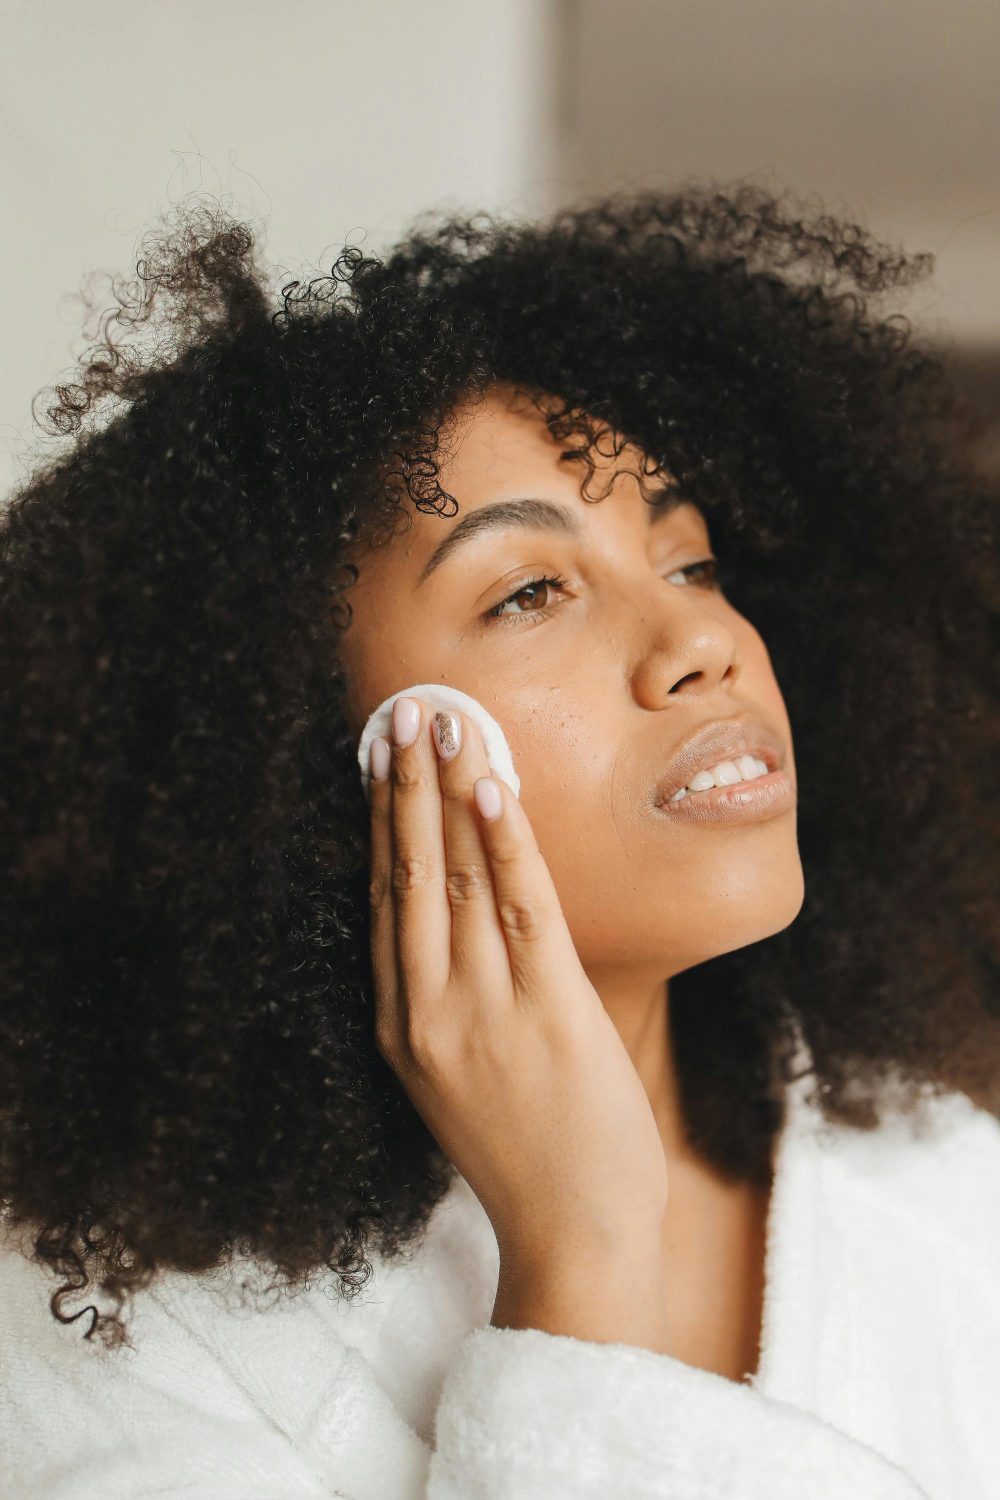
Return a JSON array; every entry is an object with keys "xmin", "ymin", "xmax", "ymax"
[
  {"xmin": 432, "ymin": 708, "xmax": 516, "ymax": 983},
  {"xmin": 471, "ymin": 774, "xmax": 579, "ymax": 1001},
  {"xmin": 389, "ymin": 697, "xmax": 452, "ymax": 1005}
]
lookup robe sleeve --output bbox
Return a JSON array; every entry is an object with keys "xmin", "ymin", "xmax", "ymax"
[
  {"xmin": 424, "ymin": 1324, "xmax": 933, "ymax": 1500},
  {"xmin": 1, "ymin": 1246, "xmax": 935, "ymax": 1500}
]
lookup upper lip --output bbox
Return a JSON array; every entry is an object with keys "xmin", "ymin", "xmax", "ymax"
[{"xmin": 653, "ymin": 715, "xmax": 787, "ymax": 805}]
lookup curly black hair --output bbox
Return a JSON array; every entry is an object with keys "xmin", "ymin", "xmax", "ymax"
[{"xmin": 2, "ymin": 181, "xmax": 998, "ymax": 1351}]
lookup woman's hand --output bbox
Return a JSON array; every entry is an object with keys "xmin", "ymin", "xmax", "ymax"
[{"xmin": 367, "ymin": 695, "xmax": 669, "ymax": 1269}]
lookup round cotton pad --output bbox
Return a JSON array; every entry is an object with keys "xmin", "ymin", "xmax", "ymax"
[{"xmin": 357, "ymin": 683, "xmax": 520, "ymax": 803}]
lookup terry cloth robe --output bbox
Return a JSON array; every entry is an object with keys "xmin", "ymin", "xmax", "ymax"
[{"xmin": 1, "ymin": 1045, "xmax": 998, "ymax": 1500}]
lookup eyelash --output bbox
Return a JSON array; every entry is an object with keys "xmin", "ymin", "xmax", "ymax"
[{"xmin": 484, "ymin": 559, "xmax": 725, "ymax": 627}]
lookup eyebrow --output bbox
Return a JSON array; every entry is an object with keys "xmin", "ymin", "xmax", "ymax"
[{"xmin": 414, "ymin": 489, "xmax": 686, "ymax": 589}]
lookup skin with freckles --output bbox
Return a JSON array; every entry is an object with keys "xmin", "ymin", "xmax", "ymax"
[{"xmin": 339, "ymin": 381, "xmax": 805, "ymax": 1382}]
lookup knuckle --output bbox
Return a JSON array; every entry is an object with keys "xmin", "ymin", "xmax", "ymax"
[
  {"xmin": 404, "ymin": 1013, "xmax": 447, "ymax": 1068},
  {"xmin": 497, "ymin": 897, "xmax": 545, "ymax": 940},
  {"xmin": 439, "ymin": 776, "xmax": 469, "ymax": 805},
  {"xmin": 445, "ymin": 860, "xmax": 492, "ymax": 904},
  {"xmin": 391, "ymin": 851, "xmax": 434, "ymax": 895},
  {"xmin": 392, "ymin": 755, "xmax": 422, "ymax": 790},
  {"xmin": 368, "ymin": 872, "xmax": 391, "ymax": 910},
  {"xmin": 488, "ymin": 839, "xmax": 522, "ymax": 869}
]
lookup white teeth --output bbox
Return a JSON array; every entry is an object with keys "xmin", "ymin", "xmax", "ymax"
[
  {"xmin": 667, "ymin": 755, "xmax": 770, "ymax": 802},
  {"xmin": 716, "ymin": 760, "xmax": 745, "ymax": 784}
]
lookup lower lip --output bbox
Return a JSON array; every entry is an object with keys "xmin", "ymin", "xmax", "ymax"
[{"xmin": 654, "ymin": 768, "xmax": 797, "ymax": 825}]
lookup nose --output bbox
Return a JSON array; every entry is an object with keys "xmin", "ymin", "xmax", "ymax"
[{"xmin": 630, "ymin": 592, "xmax": 740, "ymax": 707}]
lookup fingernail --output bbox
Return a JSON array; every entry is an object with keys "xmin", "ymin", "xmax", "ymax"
[
  {"xmin": 370, "ymin": 736, "xmax": 391, "ymax": 780},
  {"xmin": 432, "ymin": 711, "xmax": 461, "ymax": 760},
  {"xmin": 474, "ymin": 777, "xmax": 503, "ymax": 820},
  {"xmin": 391, "ymin": 696, "xmax": 420, "ymax": 747}
]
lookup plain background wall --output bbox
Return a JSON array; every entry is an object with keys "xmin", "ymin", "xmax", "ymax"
[
  {"xmin": 0, "ymin": 0, "xmax": 563, "ymax": 499},
  {"xmin": 550, "ymin": 0, "xmax": 1000, "ymax": 352},
  {"xmin": 3, "ymin": 0, "xmax": 999, "ymax": 501}
]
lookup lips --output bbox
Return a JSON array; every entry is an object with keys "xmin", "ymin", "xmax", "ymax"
[{"xmin": 653, "ymin": 715, "xmax": 787, "ymax": 806}]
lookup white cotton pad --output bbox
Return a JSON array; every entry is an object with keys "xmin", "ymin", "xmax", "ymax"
[{"xmin": 357, "ymin": 683, "xmax": 521, "ymax": 803}]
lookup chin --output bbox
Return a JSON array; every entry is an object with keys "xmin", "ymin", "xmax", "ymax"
[
  {"xmin": 667, "ymin": 862, "xmax": 806, "ymax": 974},
  {"xmin": 722, "ymin": 864, "xmax": 806, "ymax": 954}
]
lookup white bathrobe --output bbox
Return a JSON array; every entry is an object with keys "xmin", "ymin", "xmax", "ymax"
[{"xmin": 2, "ymin": 1051, "xmax": 998, "ymax": 1500}]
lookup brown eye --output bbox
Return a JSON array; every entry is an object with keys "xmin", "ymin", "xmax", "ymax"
[
  {"xmin": 483, "ymin": 557, "xmax": 728, "ymax": 631},
  {"xmin": 666, "ymin": 558, "xmax": 723, "ymax": 589},
  {"xmin": 484, "ymin": 573, "xmax": 570, "ymax": 624}
]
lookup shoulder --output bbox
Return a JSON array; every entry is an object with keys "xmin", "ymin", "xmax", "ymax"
[
  {"xmin": 796, "ymin": 1083, "xmax": 1000, "ymax": 1277},
  {"xmin": 0, "ymin": 1166, "xmax": 495, "ymax": 1482}
]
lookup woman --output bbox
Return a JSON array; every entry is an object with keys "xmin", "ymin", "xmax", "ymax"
[{"xmin": 1, "ymin": 183, "xmax": 997, "ymax": 1498}]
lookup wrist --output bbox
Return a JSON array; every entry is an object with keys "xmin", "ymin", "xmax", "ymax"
[{"xmin": 491, "ymin": 1241, "xmax": 672, "ymax": 1354}]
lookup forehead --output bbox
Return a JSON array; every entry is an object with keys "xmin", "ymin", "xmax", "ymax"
[
  {"xmin": 433, "ymin": 383, "xmax": 647, "ymax": 497},
  {"xmin": 345, "ymin": 382, "xmax": 694, "ymax": 592}
]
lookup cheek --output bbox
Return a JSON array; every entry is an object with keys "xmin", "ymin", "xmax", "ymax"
[{"xmin": 511, "ymin": 718, "xmax": 644, "ymax": 926}]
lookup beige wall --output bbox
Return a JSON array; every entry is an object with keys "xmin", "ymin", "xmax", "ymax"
[
  {"xmin": 0, "ymin": 0, "xmax": 563, "ymax": 500},
  {"xmin": 551, "ymin": 0, "xmax": 1000, "ymax": 349},
  {"xmin": 4, "ymin": 0, "xmax": 997, "ymax": 501}
]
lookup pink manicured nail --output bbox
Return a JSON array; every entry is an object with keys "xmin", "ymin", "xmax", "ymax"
[
  {"xmin": 392, "ymin": 697, "xmax": 420, "ymax": 747},
  {"xmin": 474, "ymin": 777, "xmax": 503, "ymax": 820},
  {"xmin": 370, "ymin": 736, "xmax": 390, "ymax": 781}
]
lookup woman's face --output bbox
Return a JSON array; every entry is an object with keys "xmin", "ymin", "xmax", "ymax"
[{"xmin": 339, "ymin": 383, "xmax": 803, "ymax": 985}]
